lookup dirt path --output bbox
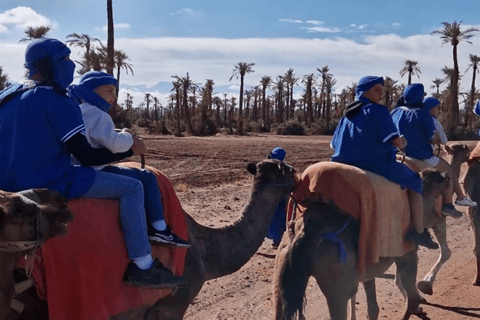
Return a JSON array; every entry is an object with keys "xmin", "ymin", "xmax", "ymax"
[{"xmin": 142, "ymin": 134, "xmax": 480, "ymax": 320}]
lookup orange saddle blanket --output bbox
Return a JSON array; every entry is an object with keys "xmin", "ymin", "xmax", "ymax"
[
  {"xmin": 17, "ymin": 162, "xmax": 188, "ymax": 320},
  {"xmin": 287, "ymin": 161, "xmax": 415, "ymax": 275}
]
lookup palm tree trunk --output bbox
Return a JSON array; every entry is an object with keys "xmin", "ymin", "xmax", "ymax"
[
  {"xmin": 183, "ymin": 88, "xmax": 194, "ymax": 135},
  {"xmin": 452, "ymin": 45, "xmax": 460, "ymax": 129},
  {"xmin": 238, "ymin": 77, "xmax": 244, "ymax": 135},
  {"xmin": 466, "ymin": 64, "xmax": 478, "ymax": 130},
  {"xmin": 106, "ymin": 0, "xmax": 114, "ymax": 75}
]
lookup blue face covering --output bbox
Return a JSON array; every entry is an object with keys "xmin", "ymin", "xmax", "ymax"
[
  {"xmin": 68, "ymin": 71, "xmax": 118, "ymax": 112},
  {"xmin": 53, "ymin": 59, "xmax": 75, "ymax": 89}
]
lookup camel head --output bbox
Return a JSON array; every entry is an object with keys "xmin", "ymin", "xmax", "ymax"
[
  {"xmin": 420, "ymin": 168, "xmax": 449, "ymax": 199},
  {"xmin": 0, "ymin": 189, "xmax": 73, "ymax": 244},
  {"xmin": 246, "ymin": 159, "xmax": 296, "ymax": 193},
  {"xmin": 444, "ymin": 143, "xmax": 470, "ymax": 163}
]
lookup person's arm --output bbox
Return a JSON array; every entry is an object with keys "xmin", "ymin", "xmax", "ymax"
[
  {"xmin": 433, "ymin": 118, "xmax": 448, "ymax": 144},
  {"xmin": 89, "ymin": 111, "xmax": 134, "ymax": 153},
  {"xmin": 391, "ymin": 135, "xmax": 407, "ymax": 149},
  {"xmin": 430, "ymin": 132, "xmax": 440, "ymax": 145},
  {"xmin": 64, "ymin": 132, "xmax": 133, "ymax": 167}
]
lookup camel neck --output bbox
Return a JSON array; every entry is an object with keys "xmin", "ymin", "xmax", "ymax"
[{"xmin": 199, "ymin": 185, "xmax": 286, "ymax": 281}]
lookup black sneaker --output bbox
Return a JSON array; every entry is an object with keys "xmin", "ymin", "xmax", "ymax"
[
  {"xmin": 405, "ymin": 229, "xmax": 439, "ymax": 250},
  {"xmin": 123, "ymin": 258, "xmax": 186, "ymax": 289},
  {"xmin": 441, "ymin": 203, "xmax": 462, "ymax": 218},
  {"xmin": 148, "ymin": 225, "xmax": 191, "ymax": 248}
]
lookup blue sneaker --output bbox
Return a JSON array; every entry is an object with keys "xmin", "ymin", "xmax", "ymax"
[{"xmin": 123, "ymin": 258, "xmax": 186, "ymax": 289}]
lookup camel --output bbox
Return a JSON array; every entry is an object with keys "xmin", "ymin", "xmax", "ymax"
[
  {"xmin": 272, "ymin": 167, "xmax": 448, "ymax": 320},
  {"xmin": 414, "ymin": 142, "xmax": 471, "ymax": 295},
  {"xmin": 0, "ymin": 189, "xmax": 73, "ymax": 320},
  {"xmin": 345, "ymin": 143, "xmax": 472, "ymax": 320},
  {"xmin": 105, "ymin": 159, "xmax": 295, "ymax": 319},
  {"xmin": 461, "ymin": 154, "xmax": 480, "ymax": 286}
]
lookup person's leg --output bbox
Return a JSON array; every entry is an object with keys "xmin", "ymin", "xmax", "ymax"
[
  {"xmin": 81, "ymin": 170, "xmax": 151, "ymax": 260},
  {"xmin": 433, "ymin": 158, "xmax": 454, "ymax": 205},
  {"xmin": 81, "ymin": 171, "xmax": 186, "ymax": 288},
  {"xmin": 101, "ymin": 166, "xmax": 165, "ymax": 224},
  {"xmin": 100, "ymin": 166, "xmax": 190, "ymax": 248},
  {"xmin": 407, "ymin": 189, "xmax": 424, "ymax": 234}
]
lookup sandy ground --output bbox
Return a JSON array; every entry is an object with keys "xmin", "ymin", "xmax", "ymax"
[{"xmin": 139, "ymin": 133, "xmax": 480, "ymax": 320}]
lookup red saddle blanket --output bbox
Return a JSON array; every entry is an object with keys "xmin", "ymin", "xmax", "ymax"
[
  {"xmin": 287, "ymin": 161, "xmax": 415, "ymax": 275},
  {"xmin": 17, "ymin": 162, "xmax": 188, "ymax": 320}
]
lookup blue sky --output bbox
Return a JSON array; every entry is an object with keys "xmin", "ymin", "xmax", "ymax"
[{"xmin": 1, "ymin": 0, "xmax": 480, "ymax": 106}]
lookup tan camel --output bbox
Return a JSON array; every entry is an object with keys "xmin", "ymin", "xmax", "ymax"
[
  {"xmin": 108, "ymin": 159, "xmax": 296, "ymax": 320},
  {"xmin": 461, "ymin": 156, "xmax": 480, "ymax": 286},
  {"xmin": 0, "ymin": 189, "xmax": 73, "ymax": 320},
  {"xmin": 414, "ymin": 143, "xmax": 471, "ymax": 295},
  {"xmin": 348, "ymin": 143, "xmax": 471, "ymax": 320},
  {"xmin": 272, "ymin": 168, "xmax": 448, "ymax": 320}
]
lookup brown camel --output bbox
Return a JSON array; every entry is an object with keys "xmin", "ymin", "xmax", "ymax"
[
  {"xmin": 461, "ymin": 154, "xmax": 480, "ymax": 286},
  {"xmin": 0, "ymin": 189, "xmax": 73, "ymax": 320},
  {"xmin": 108, "ymin": 159, "xmax": 296, "ymax": 319},
  {"xmin": 272, "ymin": 168, "xmax": 448, "ymax": 320}
]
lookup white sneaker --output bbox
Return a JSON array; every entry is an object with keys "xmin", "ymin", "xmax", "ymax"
[{"xmin": 455, "ymin": 197, "xmax": 477, "ymax": 207}]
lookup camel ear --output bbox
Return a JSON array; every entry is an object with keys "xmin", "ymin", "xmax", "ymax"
[
  {"xmin": 444, "ymin": 144, "xmax": 453, "ymax": 155},
  {"xmin": 247, "ymin": 163, "xmax": 257, "ymax": 176}
]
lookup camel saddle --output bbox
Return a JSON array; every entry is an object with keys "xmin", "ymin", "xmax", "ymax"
[
  {"xmin": 287, "ymin": 161, "xmax": 416, "ymax": 275},
  {"xmin": 17, "ymin": 162, "xmax": 188, "ymax": 320}
]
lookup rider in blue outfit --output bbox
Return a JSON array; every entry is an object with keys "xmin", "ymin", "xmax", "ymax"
[
  {"xmin": 331, "ymin": 76, "xmax": 437, "ymax": 249},
  {"xmin": 0, "ymin": 38, "xmax": 185, "ymax": 289},
  {"xmin": 391, "ymin": 84, "xmax": 476, "ymax": 217}
]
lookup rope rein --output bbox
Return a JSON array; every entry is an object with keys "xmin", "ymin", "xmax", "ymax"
[{"xmin": 318, "ymin": 216, "xmax": 353, "ymax": 264}]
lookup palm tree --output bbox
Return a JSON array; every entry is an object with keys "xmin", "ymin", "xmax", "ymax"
[
  {"xmin": 106, "ymin": 0, "xmax": 115, "ymax": 75},
  {"xmin": 172, "ymin": 73, "xmax": 197, "ymax": 135},
  {"xmin": 399, "ymin": 60, "xmax": 421, "ymax": 85},
  {"xmin": 272, "ymin": 76, "xmax": 285, "ymax": 123},
  {"xmin": 19, "ymin": 26, "xmax": 51, "ymax": 41},
  {"xmin": 317, "ymin": 66, "xmax": 332, "ymax": 120},
  {"xmin": 0, "ymin": 67, "xmax": 10, "ymax": 91},
  {"xmin": 113, "ymin": 50, "xmax": 134, "ymax": 97},
  {"xmin": 260, "ymin": 76, "xmax": 272, "ymax": 126},
  {"xmin": 465, "ymin": 54, "xmax": 480, "ymax": 129},
  {"xmin": 302, "ymin": 74, "xmax": 315, "ymax": 126},
  {"xmin": 430, "ymin": 78, "xmax": 445, "ymax": 95},
  {"xmin": 66, "ymin": 33, "xmax": 101, "ymax": 72},
  {"xmin": 229, "ymin": 62, "xmax": 255, "ymax": 135},
  {"xmin": 144, "ymin": 93, "xmax": 152, "ymax": 120},
  {"xmin": 432, "ymin": 21, "xmax": 479, "ymax": 131},
  {"xmin": 383, "ymin": 77, "xmax": 398, "ymax": 110},
  {"xmin": 171, "ymin": 80, "xmax": 182, "ymax": 136},
  {"xmin": 324, "ymin": 75, "xmax": 337, "ymax": 127},
  {"xmin": 284, "ymin": 68, "xmax": 298, "ymax": 120}
]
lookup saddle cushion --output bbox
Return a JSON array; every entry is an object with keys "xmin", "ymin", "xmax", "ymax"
[
  {"xmin": 18, "ymin": 162, "xmax": 188, "ymax": 320},
  {"xmin": 287, "ymin": 161, "xmax": 415, "ymax": 275}
]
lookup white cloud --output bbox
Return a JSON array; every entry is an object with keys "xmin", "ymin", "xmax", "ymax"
[
  {"xmin": 306, "ymin": 20, "xmax": 322, "ymax": 25},
  {"xmin": 351, "ymin": 24, "xmax": 357, "ymax": 27},
  {"xmin": 3, "ymin": 31, "xmax": 480, "ymax": 108},
  {"xmin": 303, "ymin": 26, "xmax": 341, "ymax": 33},
  {"xmin": 392, "ymin": 23, "xmax": 401, "ymax": 27},
  {"xmin": 358, "ymin": 24, "xmax": 367, "ymax": 30},
  {"xmin": 175, "ymin": 8, "xmax": 201, "ymax": 17},
  {"xmin": 279, "ymin": 19, "xmax": 303, "ymax": 24},
  {"xmin": 102, "ymin": 23, "xmax": 131, "ymax": 32},
  {"xmin": 0, "ymin": 7, "xmax": 56, "ymax": 31}
]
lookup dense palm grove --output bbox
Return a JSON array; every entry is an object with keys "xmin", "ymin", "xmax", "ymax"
[{"xmin": 1, "ymin": 20, "xmax": 480, "ymax": 139}]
